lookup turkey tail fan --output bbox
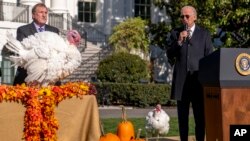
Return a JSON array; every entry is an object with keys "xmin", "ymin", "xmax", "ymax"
[
  {"xmin": 5, "ymin": 56, "xmax": 23, "ymax": 67},
  {"xmin": 5, "ymin": 42, "xmax": 22, "ymax": 55},
  {"xmin": 0, "ymin": 30, "xmax": 13, "ymax": 50},
  {"xmin": 5, "ymin": 34, "xmax": 24, "ymax": 54},
  {"xmin": 5, "ymin": 38, "xmax": 26, "ymax": 66},
  {"xmin": 25, "ymin": 59, "xmax": 47, "ymax": 84}
]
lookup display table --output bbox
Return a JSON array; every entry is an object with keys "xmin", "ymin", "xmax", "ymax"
[{"xmin": 0, "ymin": 95, "xmax": 101, "ymax": 141}]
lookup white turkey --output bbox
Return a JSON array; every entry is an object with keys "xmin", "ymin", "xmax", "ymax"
[
  {"xmin": 4, "ymin": 30, "xmax": 82, "ymax": 86},
  {"xmin": 145, "ymin": 104, "xmax": 170, "ymax": 138}
]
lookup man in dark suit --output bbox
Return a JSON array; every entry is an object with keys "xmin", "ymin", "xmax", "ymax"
[
  {"xmin": 13, "ymin": 3, "xmax": 59, "ymax": 85},
  {"xmin": 167, "ymin": 6, "xmax": 213, "ymax": 141}
]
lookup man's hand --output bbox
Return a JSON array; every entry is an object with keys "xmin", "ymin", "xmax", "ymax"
[{"xmin": 178, "ymin": 30, "xmax": 189, "ymax": 44}]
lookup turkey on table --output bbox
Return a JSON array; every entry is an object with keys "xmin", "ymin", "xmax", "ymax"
[{"xmin": 4, "ymin": 30, "xmax": 82, "ymax": 86}]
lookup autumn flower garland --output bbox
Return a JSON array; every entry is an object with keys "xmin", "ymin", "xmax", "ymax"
[{"xmin": 0, "ymin": 82, "xmax": 96, "ymax": 141}]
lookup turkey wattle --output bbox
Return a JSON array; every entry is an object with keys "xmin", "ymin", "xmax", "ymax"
[{"xmin": 5, "ymin": 30, "xmax": 82, "ymax": 86}]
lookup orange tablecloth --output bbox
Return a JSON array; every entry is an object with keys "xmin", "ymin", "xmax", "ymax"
[{"xmin": 0, "ymin": 95, "xmax": 101, "ymax": 141}]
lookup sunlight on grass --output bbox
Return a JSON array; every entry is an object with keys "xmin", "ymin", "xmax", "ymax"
[{"xmin": 101, "ymin": 117, "xmax": 195, "ymax": 137}]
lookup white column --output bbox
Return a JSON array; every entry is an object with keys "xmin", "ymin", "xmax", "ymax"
[
  {"xmin": 103, "ymin": 0, "xmax": 111, "ymax": 35},
  {"xmin": 50, "ymin": 0, "xmax": 68, "ymax": 30},
  {"xmin": 50, "ymin": 0, "xmax": 68, "ymax": 13},
  {"xmin": 20, "ymin": 0, "xmax": 42, "ymax": 6}
]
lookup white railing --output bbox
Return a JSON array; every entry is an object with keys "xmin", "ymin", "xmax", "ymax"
[{"xmin": 0, "ymin": 1, "xmax": 29, "ymax": 23}]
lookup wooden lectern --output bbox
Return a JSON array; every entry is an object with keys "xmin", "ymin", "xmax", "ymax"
[{"xmin": 198, "ymin": 48, "xmax": 250, "ymax": 141}]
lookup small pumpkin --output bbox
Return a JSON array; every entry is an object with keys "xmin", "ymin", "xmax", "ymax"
[
  {"xmin": 117, "ymin": 106, "xmax": 135, "ymax": 141},
  {"xmin": 99, "ymin": 120, "xmax": 120, "ymax": 141},
  {"xmin": 100, "ymin": 133, "xmax": 121, "ymax": 141},
  {"xmin": 130, "ymin": 128, "xmax": 145, "ymax": 141}
]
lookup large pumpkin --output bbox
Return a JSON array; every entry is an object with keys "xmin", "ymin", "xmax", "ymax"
[{"xmin": 117, "ymin": 106, "xmax": 135, "ymax": 141}]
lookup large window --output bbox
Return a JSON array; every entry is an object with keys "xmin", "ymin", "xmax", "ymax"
[
  {"xmin": 134, "ymin": 0, "xmax": 151, "ymax": 20},
  {"xmin": 78, "ymin": 1, "xmax": 96, "ymax": 23},
  {"xmin": 1, "ymin": 58, "xmax": 15, "ymax": 85}
]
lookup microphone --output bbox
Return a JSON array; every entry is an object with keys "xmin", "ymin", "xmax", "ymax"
[
  {"xmin": 183, "ymin": 24, "xmax": 188, "ymax": 42},
  {"xmin": 184, "ymin": 24, "xmax": 191, "ymax": 43}
]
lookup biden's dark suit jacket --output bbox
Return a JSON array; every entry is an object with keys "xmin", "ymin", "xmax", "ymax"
[
  {"xmin": 167, "ymin": 25, "xmax": 213, "ymax": 101},
  {"xmin": 13, "ymin": 22, "xmax": 59, "ymax": 85}
]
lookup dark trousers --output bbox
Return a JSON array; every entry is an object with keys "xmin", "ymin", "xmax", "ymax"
[
  {"xmin": 13, "ymin": 67, "xmax": 61, "ymax": 86},
  {"xmin": 177, "ymin": 73, "xmax": 205, "ymax": 141},
  {"xmin": 13, "ymin": 67, "xmax": 27, "ymax": 85}
]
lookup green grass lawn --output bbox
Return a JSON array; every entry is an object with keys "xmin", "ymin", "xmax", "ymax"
[{"xmin": 101, "ymin": 117, "xmax": 195, "ymax": 137}]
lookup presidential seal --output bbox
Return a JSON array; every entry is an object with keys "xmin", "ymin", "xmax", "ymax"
[{"xmin": 235, "ymin": 53, "xmax": 250, "ymax": 76}]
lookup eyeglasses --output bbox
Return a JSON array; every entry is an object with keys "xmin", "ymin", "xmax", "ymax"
[{"xmin": 180, "ymin": 15, "xmax": 191, "ymax": 19}]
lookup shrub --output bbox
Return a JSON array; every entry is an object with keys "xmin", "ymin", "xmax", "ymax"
[
  {"xmin": 95, "ymin": 82, "xmax": 171, "ymax": 107},
  {"xmin": 108, "ymin": 17, "xmax": 149, "ymax": 53},
  {"xmin": 96, "ymin": 52, "xmax": 150, "ymax": 83}
]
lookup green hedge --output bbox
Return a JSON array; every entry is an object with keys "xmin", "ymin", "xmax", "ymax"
[
  {"xmin": 95, "ymin": 82, "xmax": 172, "ymax": 107},
  {"xmin": 96, "ymin": 52, "xmax": 150, "ymax": 83}
]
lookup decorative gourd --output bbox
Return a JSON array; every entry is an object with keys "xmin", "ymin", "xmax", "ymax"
[
  {"xmin": 117, "ymin": 106, "xmax": 135, "ymax": 141},
  {"xmin": 99, "ymin": 120, "xmax": 120, "ymax": 141},
  {"xmin": 130, "ymin": 129, "xmax": 145, "ymax": 141}
]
